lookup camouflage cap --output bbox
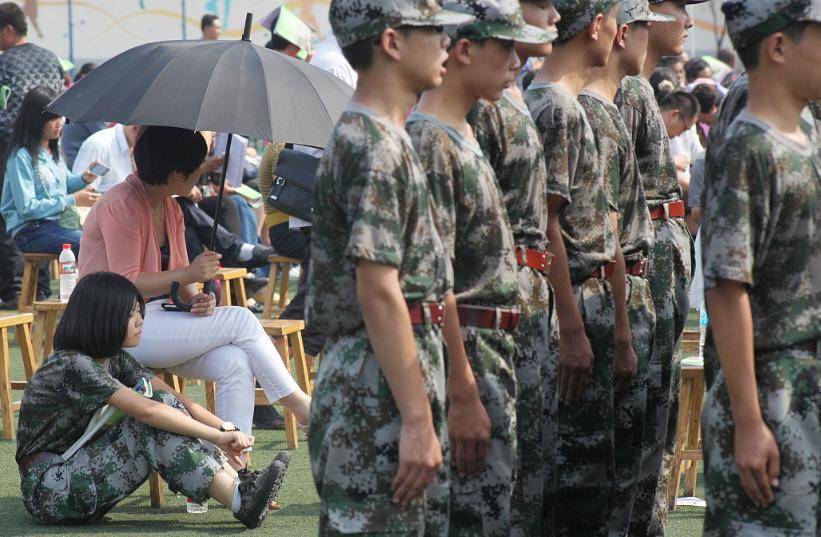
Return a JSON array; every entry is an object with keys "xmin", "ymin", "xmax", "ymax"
[
  {"xmin": 443, "ymin": 0, "xmax": 558, "ymax": 44},
  {"xmin": 329, "ymin": 0, "xmax": 476, "ymax": 48},
  {"xmin": 648, "ymin": 1, "xmax": 710, "ymax": 4},
  {"xmin": 722, "ymin": 0, "xmax": 821, "ymax": 50},
  {"xmin": 554, "ymin": 0, "xmax": 621, "ymax": 41},
  {"xmin": 619, "ymin": 0, "xmax": 675, "ymax": 25}
]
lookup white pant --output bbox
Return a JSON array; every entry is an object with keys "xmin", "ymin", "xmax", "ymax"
[{"xmin": 130, "ymin": 302, "xmax": 299, "ymax": 434}]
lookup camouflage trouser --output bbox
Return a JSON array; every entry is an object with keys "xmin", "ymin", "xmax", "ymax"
[
  {"xmin": 20, "ymin": 390, "xmax": 225, "ymax": 524},
  {"xmin": 510, "ymin": 264, "xmax": 556, "ymax": 537},
  {"xmin": 630, "ymin": 217, "xmax": 692, "ymax": 537},
  {"xmin": 609, "ymin": 275, "xmax": 656, "ymax": 537},
  {"xmin": 553, "ymin": 277, "xmax": 615, "ymax": 537},
  {"xmin": 450, "ymin": 326, "xmax": 518, "ymax": 537},
  {"xmin": 309, "ymin": 327, "xmax": 449, "ymax": 536},
  {"xmin": 702, "ymin": 345, "xmax": 821, "ymax": 537}
]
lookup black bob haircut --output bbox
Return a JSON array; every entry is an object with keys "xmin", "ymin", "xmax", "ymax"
[
  {"xmin": 134, "ymin": 126, "xmax": 207, "ymax": 185},
  {"xmin": 0, "ymin": 2, "xmax": 27, "ymax": 36},
  {"xmin": 54, "ymin": 272, "xmax": 145, "ymax": 360},
  {"xmin": 201, "ymin": 13, "xmax": 219, "ymax": 31}
]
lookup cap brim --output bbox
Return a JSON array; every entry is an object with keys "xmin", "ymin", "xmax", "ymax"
[
  {"xmin": 491, "ymin": 23, "xmax": 558, "ymax": 44},
  {"xmin": 403, "ymin": 10, "xmax": 475, "ymax": 28}
]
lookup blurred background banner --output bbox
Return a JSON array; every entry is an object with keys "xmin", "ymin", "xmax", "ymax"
[{"xmin": 13, "ymin": 1, "xmax": 726, "ymax": 71}]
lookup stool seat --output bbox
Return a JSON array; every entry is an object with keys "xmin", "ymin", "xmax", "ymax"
[
  {"xmin": 213, "ymin": 267, "xmax": 248, "ymax": 307},
  {"xmin": 215, "ymin": 267, "xmax": 247, "ymax": 281},
  {"xmin": 20, "ymin": 254, "xmax": 60, "ymax": 312},
  {"xmin": 0, "ymin": 313, "xmax": 36, "ymax": 440},
  {"xmin": 262, "ymin": 256, "xmax": 301, "ymax": 319},
  {"xmin": 32, "ymin": 299, "xmax": 67, "ymax": 311},
  {"xmin": 260, "ymin": 318, "xmax": 305, "ymax": 336},
  {"xmin": 32, "ymin": 300, "xmax": 67, "ymax": 365}
]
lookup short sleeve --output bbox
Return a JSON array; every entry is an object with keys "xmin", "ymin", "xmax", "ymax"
[
  {"xmin": 701, "ymin": 148, "xmax": 763, "ymax": 289},
  {"xmin": 535, "ymin": 104, "xmax": 573, "ymax": 205},
  {"xmin": 344, "ymin": 170, "xmax": 407, "ymax": 268},
  {"xmin": 112, "ymin": 351, "xmax": 155, "ymax": 387},
  {"xmin": 470, "ymin": 101, "xmax": 505, "ymax": 172},
  {"xmin": 620, "ymin": 100, "xmax": 645, "ymax": 152},
  {"xmin": 58, "ymin": 353, "xmax": 122, "ymax": 414}
]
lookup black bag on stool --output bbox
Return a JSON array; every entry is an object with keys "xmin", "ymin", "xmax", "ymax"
[{"xmin": 267, "ymin": 148, "xmax": 320, "ymax": 223}]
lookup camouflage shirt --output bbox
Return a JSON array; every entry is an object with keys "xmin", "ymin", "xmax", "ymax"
[
  {"xmin": 525, "ymin": 82, "xmax": 616, "ymax": 285},
  {"xmin": 617, "ymin": 75, "xmax": 682, "ymax": 207},
  {"xmin": 468, "ymin": 91, "xmax": 549, "ymax": 251},
  {"xmin": 307, "ymin": 104, "xmax": 452, "ymax": 337},
  {"xmin": 16, "ymin": 350, "xmax": 153, "ymax": 462},
  {"xmin": 579, "ymin": 89, "xmax": 653, "ymax": 263},
  {"xmin": 701, "ymin": 111, "xmax": 821, "ymax": 351},
  {"xmin": 406, "ymin": 112, "xmax": 518, "ymax": 307}
]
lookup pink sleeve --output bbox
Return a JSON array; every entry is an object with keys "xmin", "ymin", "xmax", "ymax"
[{"xmin": 98, "ymin": 201, "xmax": 146, "ymax": 283}]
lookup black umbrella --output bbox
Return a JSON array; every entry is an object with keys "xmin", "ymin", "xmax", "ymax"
[{"xmin": 49, "ymin": 14, "xmax": 352, "ymax": 310}]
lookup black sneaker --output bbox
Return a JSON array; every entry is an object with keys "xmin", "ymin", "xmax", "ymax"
[
  {"xmin": 233, "ymin": 455, "xmax": 289, "ymax": 529},
  {"xmin": 252, "ymin": 405, "xmax": 286, "ymax": 430}
]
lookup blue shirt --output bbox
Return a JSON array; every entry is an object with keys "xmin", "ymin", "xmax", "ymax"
[{"xmin": 0, "ymin": 147, "xmax": 87, "ymax": 236}]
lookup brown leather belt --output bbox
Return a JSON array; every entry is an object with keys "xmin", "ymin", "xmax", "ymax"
[
  {"xmin": 407, "ymin": 302, "xmax": 445, "ymax": 326},
  {"xmin": 591, "ymin": 261, "xmax": 616, "ymax": 280},
  {"xmin": 626, "ymin": 258, "xmax": 648, "ymax": 277},
  {"xmin": 457, "ymin": 305, "xmax": 521, "ymax": 331},
  {"xmin": 649, "ymin": 200, "xmax": 686, "ymax": 220},
  {"xmin": 516, "ymin": 246, "xmax": 553, "ymax": 275}
]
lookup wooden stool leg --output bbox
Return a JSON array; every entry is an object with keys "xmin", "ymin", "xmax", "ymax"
[
  {"xmin": 220, "ymin": 280, "xmax": 233, "ymax": 307},
  {"xmin": 149, "ymin": 472, "xmax": 165, "ymax": 508},
  {"xmin": 274, "ymin": 336, "xmax": 298, "ymax": 450},
  {"xmin": 684, "ymin": 376, "xmax": 706, "ymax": 496},
  {"xmin": 0, "ymin": 327, "xmax": 14, "ymax": 440},
  {"xmin": 235, "ymin": 278, "xmax": 248, "ymax": 307},
  {"xmin": 278, "ymin": 264, "xmax": 291, "ymax": 310},
  {"xmin": 205, "ymin": 381, "xmax": 217, "ymax": 415},
  {"xmin": 668, "ymin": 376, "xmax": 693, "ymax": 510},
  {"xmin": 40, "ymin": 311, "xmax": 57, "ymax": 365},
  {"xmin": 17, "ymin": 321, "xmax": 37, "ymax": 379},
  {"xmin": 32, "ymin": 310, "xmax": 46, "ymax": 366},
  {"xmin": 19, "ymin": 262, "xmax": 36, "ymax": 313},
  {"xmin": 290, "ymin": 331, "xmax": 312, "ymax": 396},
  {"xmin": 263, "ymin": 264, "xmax": 278, "ymax": 319}
]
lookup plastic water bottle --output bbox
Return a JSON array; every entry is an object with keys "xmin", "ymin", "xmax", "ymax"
[
  {"xmin": 58, "ymin": 244, "xmax": 77, "ymax": 302},
  {"xmin": 186, "ymin": 498, "xmax": 208, "ymax": 513},
  {"xmin": 698, "ymin": 306, "xmax": 709, "ymax": 358}
]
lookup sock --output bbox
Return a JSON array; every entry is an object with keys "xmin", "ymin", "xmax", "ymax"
[
  {"xmin": 231, "ymin": 480, "xmax": 241, "ymax": 513},
  {"xmin": 237, "ymin": 243, "xmax": 255, "ymax": 262}
]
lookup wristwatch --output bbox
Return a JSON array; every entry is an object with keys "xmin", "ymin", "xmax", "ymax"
[{"xmin": 219, "ymin": 422, "xmax": 238, "ymax": 432}]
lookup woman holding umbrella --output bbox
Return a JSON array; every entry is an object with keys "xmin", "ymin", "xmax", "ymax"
[{"xmin": 78, "ymin": 125, "xmax": 311, "ymax": 445}]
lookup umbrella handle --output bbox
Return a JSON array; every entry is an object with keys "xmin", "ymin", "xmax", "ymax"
[{"xmin": 169, "ymin": 280, "xmax": 216, "ymax": 312}]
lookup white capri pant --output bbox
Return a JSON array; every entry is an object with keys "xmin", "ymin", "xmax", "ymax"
[{"xmin": 130, "ymin": 301, "xmax": 299, "ymax": 434}]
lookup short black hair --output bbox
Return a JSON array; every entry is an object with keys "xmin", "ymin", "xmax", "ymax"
[
  {"xmin": 737, "ymin": 21, "xmax": 810, "ymax": 70},
  {"xmin": 717, "ymin": 48, "xmax": 736, "ymax": 68},
  {"xmin": 650, "ymin": 67, "xmax": 680, "ymax": 102},
  {"xmin": 691, "ymin": 83, "xmax": 720, "ymax": 114},
  {"xmin": 201, "ymin": 14, "xmax": 219, "ymax": 31},
  {"xmin": 266, "ymin": 34, "xmax": 293, "ymax": 51},
  {"xmin": 76, "ymin": 63, "xmax": 97, "ymax": 82},
  {"xmin": 341, "ymin": 27, "xmax": 419, "ymax": 72},
  {"xmin": 54, "ymin": 272, "xmax": 145, "ymax": 360},
  {"xmin": 658, "ymin": 55, "xmax": 684, "ymax": 69},
  {"xmin": 134, "ymin": 126, "xmax": 207, "ymax": 185},
  {"xmin": 659, "ymin": 90, "xmax": 699, "ymax": 121},
  {"xmin": 684, "ymin": 58, "xmax": 710, "ymax": 83},
  {"xmin": 0, "ymin": 2, "xmax": 27, "ymax": 36}
]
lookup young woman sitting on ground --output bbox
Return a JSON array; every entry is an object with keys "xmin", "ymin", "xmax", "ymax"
[
  {"xmin": 78, "ymin": 126, "xmax": 311, "ymax": 443},
  {"xmin": 16, "ymin": 272, "xmax": 289, "ymax": 528}
]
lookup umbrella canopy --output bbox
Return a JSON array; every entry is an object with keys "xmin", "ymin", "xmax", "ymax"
[{"xmin": 48, "ymin": 37, "xmax": 353, "ymax": 147}]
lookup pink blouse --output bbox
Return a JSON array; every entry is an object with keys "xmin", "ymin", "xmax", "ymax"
[{"xmin": 79, "ymin": 174, "xmax": 189, "ymax": 296}]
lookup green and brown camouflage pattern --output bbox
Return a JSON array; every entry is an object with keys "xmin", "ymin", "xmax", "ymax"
[
  {"xmin": 722, "ymin": 0, "xmax": 821, "ymax": 50},
  {"xmin": 443, "ymin": 0, "xmax": 557, "ymax": 43},
  {"xmin": 553, "ymin": 0, "xmax": 621, "ymax": 41}
]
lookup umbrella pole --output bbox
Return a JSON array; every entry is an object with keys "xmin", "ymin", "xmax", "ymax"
[{"xmin": 209, "ymin": 132, "xmax": 233, "ymax": 251}]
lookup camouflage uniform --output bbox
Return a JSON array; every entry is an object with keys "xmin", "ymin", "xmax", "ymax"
[
  {"xmin": 525, "ymin": 80, "xmax": 617, "ymax": 537},
  {"xmin": 16, "ymin": 350, "xmax": 225, "ymax": 524},
  {"xmin": 468, "ymin": 91, "xmax": 558, "ymax": 537},
  {"xmin": 307, "ymin": 104, "xmax": 453, "ymax": 536},
  {"xmin": 406, "ymin": 111, "xmax": 520, "ymax": 537},
  {"xmin": 701, "ymin": 109, "xmax": 821, "ymax": 536},
  {"xmin": 618, "ymin": 74, "xmax": 693, "ymax": 537},
  {"xmin": 579, "ymin": 88, "xmax": 656, "ymax": 537}
]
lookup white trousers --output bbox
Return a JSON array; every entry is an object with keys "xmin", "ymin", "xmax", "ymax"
[{"xmin": 130, "ymin": 302, "xmax": 299, "ymax": 434}]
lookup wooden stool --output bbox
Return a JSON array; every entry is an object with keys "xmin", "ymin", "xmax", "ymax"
[
  {"xmin": 20, "ymin": 254, "xmax": 59, "ymax": 312},
  {"xmin": 147, "ymin": 370, "xmax": 188, "ymax": 508},
  {"xmin": 32, "ymin": 300, "xmax": 67, "ymax": 365},
  {"xmin": 680, "ymin": 328, "xmax": 700, "ymax": 357},
  {"xmin": 0, "ymin": 313, "xmax": 36, "ymax": 440},
  {"xmin": 214, "ymin": 267, "xmax": 248, "ymax": 307},
  {"xmin": 668, "ymin": 356, "xmax": 706, "ymax": 510},
  {"xmin": 262, "ymin": 256, "xmax": 301, "ymax": 319}
]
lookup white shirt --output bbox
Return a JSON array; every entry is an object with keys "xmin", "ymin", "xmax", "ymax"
[
  {"xmin": 72, "ymin": 124, "xmax": 134, "ymax": 194},
  {"xmin": 669, "ymin": 124, "xmax": 704, "ymax": 163},
  {"xmin": 310, "ymin": 35, "xmax": 357, "ymax": 89}
]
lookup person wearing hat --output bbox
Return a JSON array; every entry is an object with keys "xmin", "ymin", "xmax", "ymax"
[
  {"xmin": 579, "ymin": 2, "xmax": 673, "ymax": 535},
  {"xmin": 465, "ymin": 3, "xmax": 560, "ymax": 534},
  {"xmin": 523, "ymin": 1, "xmax": 620, "ymax": 535},
  {"xmin": 407, "ymin": 2, "xmax": 553, "ymax": 534},
  {"xmin": 306, "ymin": 1, "xmax": 472, "ymax": 534},
  {"xmin": 700, "ymin": 2, "xmax": 821, "ymax": 535},
  {"xmin": 614, "ymin": 1, "xmax": 707, "ymax": 534}
]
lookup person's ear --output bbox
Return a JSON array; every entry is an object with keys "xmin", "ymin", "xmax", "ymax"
[
  {"xmin": 614, "ymin": 23, "xmax": 629, "ymax": 50},
  {"xmin": 763, "ymin": 32, "xmax": 788, "ymax": 66},
  {"xmin": 452, "ymin": 38, "xmax": 472, "ymax": 66},
  {"xmin": 588, "ymin": 13, "xmax": 605, "ymax": 41},
  {"xmin": 380, "ymin": 28, "xmax": 404, "ymax": 62}
]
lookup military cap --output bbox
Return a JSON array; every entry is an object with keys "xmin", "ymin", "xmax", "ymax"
[
  {"xmin": 329, "ymin": 0, "xmax": 475, "ymax": 48},
  {"xmin": 553, "ymin": 0, "xmax": 620, "ymax": 41},
  {"xmin": 619, "ymin": 0, "xmax": 676, "ymax": 25},
  {"xmin": 443, "ymin": 0, "xmax": 558, "ymax": 43},
  {"xmin": 648, "ymin": 0, "xmax": 710, "ymax": 4},
  {"xmin": 722, "ymin": 0, "xmax": 821, "ymax": 50}
]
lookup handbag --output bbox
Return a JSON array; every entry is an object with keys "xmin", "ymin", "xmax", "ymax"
[
  {"xmin": 266, "ymin": 148, "xmax": 320, "ymax": 223},
  {"xmin": 33, "ymin": 158, "xmax": 82, "ymax": 230}
]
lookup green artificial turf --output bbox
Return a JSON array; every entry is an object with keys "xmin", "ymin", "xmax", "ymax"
[{"xmin": 0, "ymin": 305, "xmax": 707, "ymax": 536}]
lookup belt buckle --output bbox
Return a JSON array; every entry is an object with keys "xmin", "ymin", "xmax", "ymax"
[
  {"xmin": 494, "ymin": 307, "xmax": 502, "ymax": 331},
  {"xmin": 430, "ymin": 303, "xmax": 444, "ymax": 324},
  {"xmin": 636, "ymin": 257, "xmax": 647, "ymax": 276},
  {"xmin": 662, "ymin": 202, "xmax": 671, "ymax": 220},
  {"xmin": 515, "ymin": 245, "xmax": 527, "ymax": 265}
]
